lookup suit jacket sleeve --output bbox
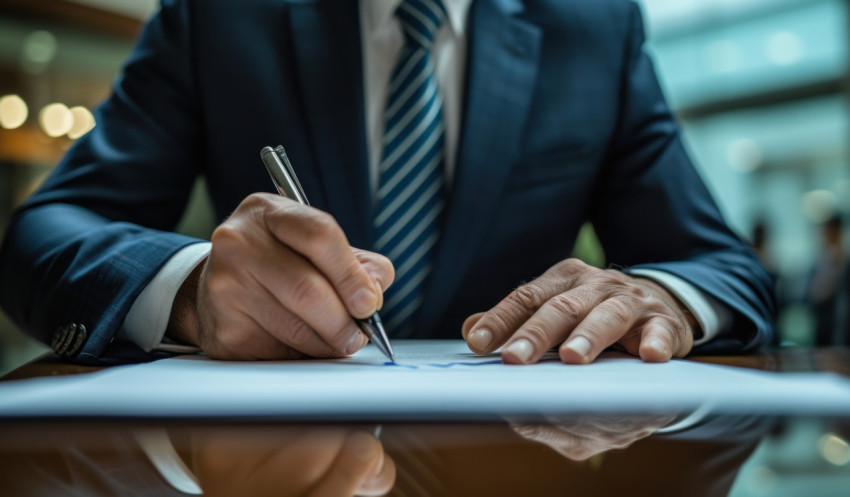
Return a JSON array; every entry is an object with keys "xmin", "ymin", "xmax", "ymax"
[
  {"xmin": 591, "ymin": 2, "xmax": 776, "ymax": 354},
  {"xmin": 0, "ymin": 0, "xmax": 204, "ymax": 364}
]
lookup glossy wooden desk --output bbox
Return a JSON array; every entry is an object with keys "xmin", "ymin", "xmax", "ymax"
[{"xmin": 1, "ymin": 348, "xmax": 848, "ymax": 497}]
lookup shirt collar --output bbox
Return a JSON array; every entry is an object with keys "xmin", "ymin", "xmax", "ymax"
[{"xmin": 365, "ymin": 0, "xmax": 472, "ymax": 36}]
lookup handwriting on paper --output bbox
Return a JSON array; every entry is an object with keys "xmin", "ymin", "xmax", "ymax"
[{"xmin": 383, "ymin": 359, "xmax": 503, "ymax": 369}]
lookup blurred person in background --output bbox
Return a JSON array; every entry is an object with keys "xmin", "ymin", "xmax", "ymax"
[
  {"xmin": 806, "ymin": 215, "xmax": 849, "ymax": 346},
  {"xmin": 751, "ymin": 219, "xmax": 782, "ymax": 347}
]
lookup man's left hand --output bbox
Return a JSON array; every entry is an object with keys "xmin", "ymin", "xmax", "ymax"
[{"xmin": 462, "ymin": 259, "xmax": 697, "ymax": 365}]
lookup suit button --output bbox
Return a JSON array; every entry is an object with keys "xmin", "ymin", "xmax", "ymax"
[{"xmin": 51, "ymin": 324, "xmax": 87, "ymax": 358}]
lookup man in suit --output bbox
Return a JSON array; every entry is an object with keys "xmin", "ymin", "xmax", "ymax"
[{"xmin": 0, "ymin": 0, "xmax": 775, "ymax": 365}]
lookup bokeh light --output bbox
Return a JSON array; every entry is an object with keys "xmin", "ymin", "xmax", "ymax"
[
  {"xmin": 21, "ymin": 30, "xmax": 58, "ymax": 74},
  {"xmin": 39, "ymin": 103, "xmax": 73, "ymax": 138},
  {"xmin": 68, "ymin": 106, "xmax": 96, "ymax": 139},
  {"xmin": 726, "ymin": 138, "xmax": 763, "ymax": 173},
  {"xmin": 819, "ymin": 433, "xmax": 850, "ymax": 466},
  {"xmin": 0, "ymin": 94, "xmax": 29, "ymax": 129},
  {"xmin": 765, "ymin": 31, "xmax": 804, "ymax": 67},
  {"xmin": 801, "ymin": 190, "xmax": 838, "ymax": 224}
]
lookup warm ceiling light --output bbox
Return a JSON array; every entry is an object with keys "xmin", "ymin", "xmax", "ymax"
[
  {"xmin": 0, "ymin": 94, "xmax": 28, "ymax": 129},
  {"xmin": 68, "ymin": 106, "xmax": 96, "ymax": 139},
  {"xmin": 39, "ymin": 103, "xmax": 73, "ymax": 138}
]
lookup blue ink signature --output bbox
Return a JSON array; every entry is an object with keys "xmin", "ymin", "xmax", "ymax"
[{"xmin": 383, "ymin": 359, "xmax": 503, "ymax": 369}]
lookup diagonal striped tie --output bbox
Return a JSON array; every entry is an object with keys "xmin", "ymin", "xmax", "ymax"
[{"xmin": 374, "ymin": 0, "xmax": 448, "ymax": 337}]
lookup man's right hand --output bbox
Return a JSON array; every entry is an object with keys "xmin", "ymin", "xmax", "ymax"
[{"xmin": 167, "ymin": 193, "xmax": 394, "ymax": 360}]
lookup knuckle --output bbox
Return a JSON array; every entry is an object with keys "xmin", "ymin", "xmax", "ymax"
[
  {"xmin": 324, "ymin": 322, "xmax": 357, "ymax": 352},
  {"xmin": 376, "ymin": 253, "xmax": 395, "ymax": 280},
  {"xmin": 482, "ymin": 290, "xmax": 532, "ymax": 332},
  {"xmin": 245, "ymin": 192, "xmax": 271, "ymax": 206},
  {"xmin": 487, "ymin": 304, "xmax": 520, "ymax": 332},
  {"xmin": 629, "ymin": 284, "xmax": 647, "ymax": 299},
  {"xmin": 560, "ymin": 258, "xmax": 588, "ymax": 273},
  {"xmin": 547, "ymin": 294, "xmax": 584, "ymax": 323},
  {"xmin": 285, "ymin": 318, "xmax": 315, "ymax": 346},
  {"xmin": 554, "ymin": 258, "xmax": 590, "ymax": 285},
  {"xmin": 376, "ymin": 252, "xmax": 393, "ymax": 268},
  {"xmin": 242, "ymin": 192, "xmax": 280, "ymax": 217},
  {"xmin": 603, "ymin": 268, "xmax": 627, "ymax": 281},
  {"xmin": 604, "ymin": 299, "xmax": 634, "ymax": 327},
  {"xmin": 210, "ymin": 223, "xmax": 245, "ymax": 250},
  {"xmin": 512, "ymin": 284, "xmax": 547, "ymax": 311},
  {"xmin": 335, "ymin": 258, "xmax": 370, "ymax": 291},
  {"xmin": 288, "ymin": 273, "xmax": 326, "ymax": 312},
  {"xmin": 600, "ymin": 270, "xmax": 628, "ymax": 289}
]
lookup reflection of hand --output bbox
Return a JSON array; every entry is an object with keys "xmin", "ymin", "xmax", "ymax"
[
  {"xmin": 511, "ymin": 414, "xmax": 676, "ymax": 461},
  {"xmin": 191, "ymin": 427, "xmax": 395, "ymax": 497},
  {"xmin": 168, "ymin": 193, "xmax": 394, "ymax": 360},
  {"xmin": 463, "ymin": 258, "xmax": 697, "ymax": 365}
]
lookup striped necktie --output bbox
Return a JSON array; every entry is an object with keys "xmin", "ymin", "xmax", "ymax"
[{"xmin": 374, "ymin": 0, "xmax": 448, "ymax": 337}]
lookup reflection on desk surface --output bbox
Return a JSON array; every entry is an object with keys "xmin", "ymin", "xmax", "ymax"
[{"xmin": 1, "ymin": 415, "xmax": 848, "ymax": 497}]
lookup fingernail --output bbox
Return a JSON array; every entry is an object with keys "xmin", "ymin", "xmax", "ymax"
[
  {"xmin": 565, "ymin": 336, "xmax": 592, "ymax": 361},
  {"xmin": 345, "ymin": 331, "xmax": 365, "ymax": 355},
  {"xmin": 468, "ymin": 328, "xmax": 494, "ymax": 351},
  {"xmin": 647, "ymin": 338, "xmax": 669, "ymax": 356},
  {"xmin": 505, "ymin": 339, "xmax": 534, "ymax": 363},
  {"xmin": 351, "ymin": 287, "xmax": 377, "ymax": 317},
  {"xmin": 346, "ymin": 431, "xmax": 378, "ymax": 462}
]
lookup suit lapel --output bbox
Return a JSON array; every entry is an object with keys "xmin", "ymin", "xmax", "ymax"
[
  {"xmin": 288, "ymin": 0, "xmax": 371, "ymax": 249},
  {"xmin": 418, "ymin": 0, "xmax": 542, "ymax": 332}
]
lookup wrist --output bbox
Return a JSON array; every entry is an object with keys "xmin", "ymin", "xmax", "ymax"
[{"xmin": 167, "ymin": 258, "xmax": 206, "ymax": 347}]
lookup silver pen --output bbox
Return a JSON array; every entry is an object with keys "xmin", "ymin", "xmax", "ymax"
[{"xmin": 260, "ymin": 145, "xmax": 396, "ymax": 363}]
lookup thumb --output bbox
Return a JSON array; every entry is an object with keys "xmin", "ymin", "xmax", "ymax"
[{"xmin": 352, "ymin": 248, "xmax": 395, "ymax": 309}]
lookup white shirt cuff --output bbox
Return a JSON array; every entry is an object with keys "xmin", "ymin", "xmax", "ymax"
[
  {"xmin": 627, "ymin": 268, "xmax": 732, "ymax": 346},
  {"xmin": 134, "ymin": 429, "xmax": 203, "ymax": 494},
  {"xmin": 119, "ymin": 242, "xmax": 211, "ymax": 352}
]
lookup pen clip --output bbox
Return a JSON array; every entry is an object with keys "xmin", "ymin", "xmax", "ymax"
[{"xmin": 274, "ymin": 146, "xmax": 310, "ymax": 207}]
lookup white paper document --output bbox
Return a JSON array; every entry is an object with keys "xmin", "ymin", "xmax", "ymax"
[{"xmin": 1, "ymin": 340, "xmax": 849, "ymax": 420}]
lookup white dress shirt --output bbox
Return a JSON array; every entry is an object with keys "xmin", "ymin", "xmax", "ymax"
[{"xmin": 119, "ymin": 0, "xmax": 728, "ymax": 352}]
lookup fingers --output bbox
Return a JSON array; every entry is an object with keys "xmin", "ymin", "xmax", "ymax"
[
  {"xmin": 241, "ymin": 284, "xmax": 360, "ymax": 359},
  {"xmin": 498, "ymin": 287, "xmax": 605, "ymax": 365},
  {"xmin": 637, "ymin": 316, "xmax": 692, "ymax": 362},
  {"xmin": 351, "ymin": 248, "xmax": 395, "ymax": 310},
  {"xmin": 198, "ymin": 193, "xmax": 394, "ymax": 360},
  {"xmin": 461, "ymin": 312, "xmax": 485, "ymax": 339},
  {"xmin": 309, "ymin": 431, "xmax": 395, "ymax": 497},
  {"xmin": 259, "ymin": 194, "xmax": 382, "ymax": 318},
  {"xmin": 464, "ymin": 258, "xmax": 696, "ymax": 365},
  {"xmin": 246, "ymin": 242, "xmax": 365, "ymax": 356},
  {"xmin": 556, "ymin": 297, "xmax": 639, "ymax": 365},
  {"xmin": 465, "ymin": 263, "xmax": 579, "ymax": 355},
  {"xmin": 205, "ymin": 314, "xmax": 309, "ymax": 361}
]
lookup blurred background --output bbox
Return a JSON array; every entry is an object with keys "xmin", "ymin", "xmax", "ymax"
[{"xmin": 0, "ymin": 0, "xmax": 848, "ymax": 493}]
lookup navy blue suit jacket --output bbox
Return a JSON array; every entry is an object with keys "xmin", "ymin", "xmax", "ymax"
[{"xmin": 0, "ymin": 0, "xmax": 775, "ymax": 364}]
